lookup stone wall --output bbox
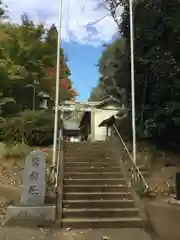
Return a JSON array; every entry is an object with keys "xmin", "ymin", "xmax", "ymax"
[{"xmin": 146, "ymin": 200, "xmax": 180, "ymax": 240}]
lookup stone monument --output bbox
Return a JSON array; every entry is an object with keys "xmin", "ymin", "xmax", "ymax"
[
  {"xmin": 21, "ymin": 150, "xmax": 46, "ymax": 205},
  {"xmin": 6, "ymin": 150, "xmax": 56, "ymax": 226}
]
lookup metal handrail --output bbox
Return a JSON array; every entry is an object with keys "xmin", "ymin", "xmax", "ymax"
[
  {"xmin": 55, "ymin": 118, "xmax": 64, "ymax": 226},
  {"xmin": 112, "ymin": 124, "xmax": 148, "ymax": 190}
]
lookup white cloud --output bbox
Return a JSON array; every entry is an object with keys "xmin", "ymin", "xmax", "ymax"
[{"xmin": 3, "ymin": 0, "xmax": 121, "ymax": 46}]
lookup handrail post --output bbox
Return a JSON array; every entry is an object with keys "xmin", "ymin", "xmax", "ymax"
[{"xmin": 55, "ymin": 111, "xmax": 64, "ymax": 226}]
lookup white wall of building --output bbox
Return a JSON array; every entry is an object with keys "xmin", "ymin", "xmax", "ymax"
[{"xmin": 93, "ymin": 106, "xmax": 119, "ymax": 141}]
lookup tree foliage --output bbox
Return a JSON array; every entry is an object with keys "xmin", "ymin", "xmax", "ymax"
[
  {"xmin": 0, "ymin": 2, "xmax": 76, "ymax": 114},
  {"xmin": 92, "ymin": 0, "xmax": 180, "ymax": 148}
]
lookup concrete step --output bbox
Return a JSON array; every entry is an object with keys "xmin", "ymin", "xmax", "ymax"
[
  {"xmin": 63, "ymin": 208, "xmax": 139, "ymax": 218},
  {"xmin": 64, "ymin": 178, "xmax": 126, "ymax": 185},
  {"xmin": 61, "ymin": 143, "xmax": 144, "ymax": 229},
  {"xmin": 63, "ymin": 192, "xmax": 132, "ymax": 200},
  {"xmin": 64, "ymin": 149, "xmax": 111, "ymax": 153},
  {"xmin": 64, "ymin": 142, "xmax": 110, "ymax": 148},
  {"xmin": 64, "ymin": 185, "xmax": 128, "ymax": 193},
  {"xmin": 64, "ymin": 145, "xmax": 111, "ymax": 150},
  {"xmin": 62, "ymin": 217, "xmax": 144, "ymax": 228},
  {"xmin": 64, "ymin": 172, "xmax": 123, "ymax": 179},
  {"xmin": 64, "ymin": 162, "xmax": 119, "ymax": 167},
  {"xmin": 64, "ymin": 157, "xmax": 112, "ymax": 162},
  {"xmin": 64, "ymin": 150, "xmax": 111, "ymax": 153},
  {"xmin": 64, "ymin": 167, "xmax": 121, "ymax": 173},
  {"xmin": 64, "ymin": 154, "xmax": 112, "ymax": 159},
  {"xmin": 64, "ymin": 154, "xmax": 111, "ymax": 158},
  {"xmin": 64, "ymin": 148, "xmax": 111, "ymax": 152},
  {"xmin": 63, "ymin": 199, "xmax": 135, "ymax": 209}
]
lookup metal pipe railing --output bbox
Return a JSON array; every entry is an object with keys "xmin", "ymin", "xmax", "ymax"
[
  {"xmin": 112, "ymin": 124, "xmax": 148, "ymax": 190},
  {"xmin": 55, "ymin": 117, "xmax": 64, "ymax": 226}
]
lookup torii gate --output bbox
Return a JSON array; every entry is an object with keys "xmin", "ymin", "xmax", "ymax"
[{"xmin": 58, "ymin": 97, "xmax": 126, "ymax": 141}]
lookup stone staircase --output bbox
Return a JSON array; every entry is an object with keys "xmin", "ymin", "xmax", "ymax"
[{"xmin": 62, "ymin": 142, "xmax": 144, "ymax": 228}]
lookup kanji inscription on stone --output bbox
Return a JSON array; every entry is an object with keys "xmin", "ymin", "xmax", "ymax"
[
  {"xmin": 20, "ymin": 150, "xmax": 46, "ymax": 205},
  {"xmin": 29, "ymin": 171, "xmax": 39, "ymax": 180},
  {"xmin": 32, "ymin": 156, "xmax": 40, "ymax": 168},
  {"xmin": 28, "ymin": 184, "xmax": 39, "ymax": 195}
]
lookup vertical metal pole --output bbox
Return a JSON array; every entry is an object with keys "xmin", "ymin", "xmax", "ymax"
[
  {"xmin": 52, "ymin": 0, "xmax": 63, "ymax": 174},
  {"xmin": 129, "ymin": 0, "xmax": 136, "ymax": 164},
  {"xmin": 55, "ymin": 110, "xmax": 63, "ymax": 188},
  {"xmin": 111, "ymin": 0, "xmax": 136, "ymax": 164},
  {"xmin": 55, "ymin": 110, "xmax": 64, "ymax": 225}
]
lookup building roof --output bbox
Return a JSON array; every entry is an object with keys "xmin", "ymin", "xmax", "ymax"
[
  {"xmin": 95, "ymin": 95, "xmax": 121, "ymax": 108},
  {"xmin": 63, "ymin": 120, "xmax": 80, "ymax": 131},
  {"xmin": 62, "ymin": 95, "xmax": 120, "ymax": 108}
]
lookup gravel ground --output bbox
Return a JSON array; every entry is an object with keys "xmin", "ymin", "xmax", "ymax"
[
  {"xmin": 0, "ymin": 227, "xmax": 152, "ymax": 240},
  {"xmin": 0, "ymin": 163, "xmax": 22, "ymax": 187}
]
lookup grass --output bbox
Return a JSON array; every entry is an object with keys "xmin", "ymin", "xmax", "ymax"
[{"xmin": 0, "ymin": 143, "xmax": 31, "ymax": 160}]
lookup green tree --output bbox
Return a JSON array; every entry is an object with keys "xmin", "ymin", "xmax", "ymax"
[
  {"xmin": 94, "ymin": 0, "xmax": 180, "ymax": 147},
  {"xmin": 41, "ymin": 24, "xmax": 74, "ymax": 102},
  {"xmin": 0, "ymin": 5, "xmax": 75, "ymax": 113}
]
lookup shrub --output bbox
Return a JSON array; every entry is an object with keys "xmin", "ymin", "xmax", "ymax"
[
  {"xmin": 2, "ymin": 118, "xmax": 22, "ymax": 144},
  {"xmin": 1, "ymin": 143, "xmax": 31, "ymax": 159},
  {"xmin": 2, "ymin": 110, "xmax": 54, "ymax": 146},
  {"xmin": 1, "ymin": 101, "xmax": 20, "ymax": 117},
  {"xmin": 25, "ymin": 127, "xmax": 53, "ymax": 146}
]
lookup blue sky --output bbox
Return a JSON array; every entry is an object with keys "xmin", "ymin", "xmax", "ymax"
[
  {"xmin": 3, "ymin": 0, "xmax": 122, "ymax": 101},
  {"xmin": 62, "ymin": 41, "xmax": 103, "ymax": 101}
]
